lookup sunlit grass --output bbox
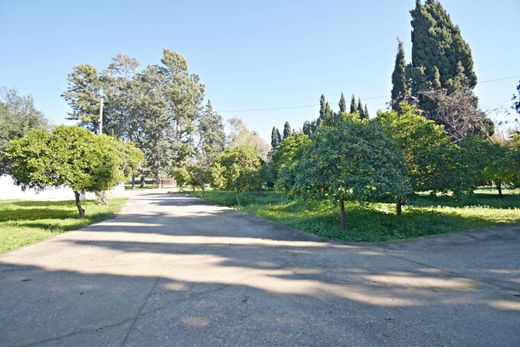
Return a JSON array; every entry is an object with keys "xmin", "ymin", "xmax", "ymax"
[
  {"xmin": 0, "ymin": 198, "xmax": 126, "ymax": 253},
  {"xmin": 188, "ymin": 190, "xmax": 520, "ymax": 242}
]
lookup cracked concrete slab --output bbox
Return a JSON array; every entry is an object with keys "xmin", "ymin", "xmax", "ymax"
[{"xmin": 1, "ymin": 191, "xmax": 519, "ymax": 346}]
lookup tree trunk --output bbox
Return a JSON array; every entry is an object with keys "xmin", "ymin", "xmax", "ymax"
[
  {"xmin": 201, "ymin": 182, "xmax": 206, "ymax": 199},
  {"xmin": 339, "ymin": 197, "xmax": 347, "ymax": 231},
  {"xmin": 74, "ymin": 191, "xmax": 85, "ymax": 218},
  {"xmin": 131, "ymin": 174, "xmax": 136, "ymax": 189},
  {"xmin": 396, "ymin": 196, "xmax": 403, "ymax": 216},
  {"xmin": 140, "ymin": 175, "xmax": 145, "ymax": 188},
  {"xmin": 497, "ymin": 182, "xmax": 503, "ymax": 197},
  {"xmin": 235, "ymin": 189, "xmax": 241, "ymax": 206}
]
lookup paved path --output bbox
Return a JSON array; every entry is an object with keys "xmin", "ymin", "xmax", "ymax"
[{"xmin": 1, "ymin": 192, "xmax": 519, "ymax": 346}]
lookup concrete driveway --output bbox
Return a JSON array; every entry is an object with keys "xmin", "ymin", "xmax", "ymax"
[{"xmin": 1, "ymin": 192, "xmax": 519, "ymax": 346}]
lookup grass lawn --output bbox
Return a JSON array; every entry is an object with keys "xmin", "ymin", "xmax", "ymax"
[
  {"xmin": 187, "ymin": 190, "xmax": 520, "ymax": 242},
  {"xmin": 0, "ymin": 198, "xmax": 126, "ymax": 253}
]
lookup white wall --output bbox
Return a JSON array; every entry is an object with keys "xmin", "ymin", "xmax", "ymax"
[{"xmin": 0, "ymin": 175, "xmax": 124, "ymax": 201}]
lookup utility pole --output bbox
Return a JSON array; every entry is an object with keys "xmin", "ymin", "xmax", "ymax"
[{"xmin": 98, "ymin": 97, "xmax": 104, "ymax": 136}]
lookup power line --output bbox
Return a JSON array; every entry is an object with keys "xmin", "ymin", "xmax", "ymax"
[{"xmin": 217, "ymin": 75, "xmax": 519, "ymax": 114}]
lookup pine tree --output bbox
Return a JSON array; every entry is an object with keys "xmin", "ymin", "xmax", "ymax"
[
  {"xmin": 276, "ymin": 128, "xmax": 282, "ymax": 144},
  {"xmin": 271, "ymin": 126, "xmax": 279, "ymax": 148},
  {"xmin": 339, "ymin": 93, "xmax": 347, "ymax": 114},
  {"xmin": 410, "ymin": 0, "xmax": 477, "ymax": 98},
  {"xmin": 283, "ymin": 121, "xmax": 292, "ymax": 139},
  {"xmin": 357, "ymin": 99, "xmax": 363, "ymax": 115},
  {"xmin": 391, "ymin": 40, "xmax": 410, "ymax": 109},
  {"xmin": 350, "ymin": 95, "xmax": 357, "ymax": 113}
]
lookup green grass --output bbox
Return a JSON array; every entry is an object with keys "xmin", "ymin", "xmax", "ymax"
[
  {"xmin": 0, "ymin": 198, "xmax": 126, "ymax": 253},
  {"xmin": 187, "ymin": 190, "xmax": 520, "ymax": 242}
]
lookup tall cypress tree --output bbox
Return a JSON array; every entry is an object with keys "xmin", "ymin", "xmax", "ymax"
[
  {"xmin": 363, "ymin": 105, "xmax": 369, "ymax": 119},
  {"xmin": 271, "ymin": 126, "xmax": 279, "ymax": 148},
  {"xmin": 357, "ymin": 98, "xmax": 363, "ymax": 115},
  {"xmin": 276, "ymin": 128, "xmax": 282, "ymax": 144},
  {"xmin": 283, "ymin": 121, "xmax": 292, "ymax": 139},
  {"xmin": 319, "ymin": 94, "xmax": 326, "ymax": 119},
  {"xmin": 324, "ymin": 102, "xmax": 333, "ymax": 118},
  {"xmin": 350, "ymin": 95, "xmax": 357, "ymax": 113},
  {"xmin": 391, "ymin": 40, "xmax": 411, "ymax": 109},
  {"xmin": 410, "ymin": 0, "xmax": 477, "ymax": 98},
  {"xmin": 302, "ymin": 120, "xmax": 312, "ymax": 135},
  {"xmin": 338, "ymin": 93, "xmax": 347, "ymax": 114}
]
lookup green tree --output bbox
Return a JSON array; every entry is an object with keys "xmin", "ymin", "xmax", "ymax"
[
  {"xmin": 62, "ymin": 64, "xmax": 103, "ymax": 132},
  {"xmin": 363, "ymin": 105, "xmax": 370, "ymax": 119},
  {"xmin": 271, "ymin": 126, "xmax": 280, "ymax": 148},
  {"xmin": 296, "ymin": 118, "xmax": 410, "ymax": 230},
  {"xmin": 271, "ymin": 133, "xmax": 311, "ymax": 194},
  {"xmin": 410, "ymin": 0, "xmax": 477, "ymax": 105},
  {"xmin": 302, "ymin": 120, "xmax": 313, "ymax": 135},
  {"xmin": 391, "ymin": 40, "xmax": 411, "ymax": 109},
  {"xmin": 228, "ymin": 117, "xmax": 271, "ymax": 159},
  {"xmin": 338, "ymin": 93, "xmax": 347, "ymax": 114},
  {"xmin": 283, "ymin": 121, "xmax": 292, "ymax": 140},
  {"xmin": 350, "ymin": 95, "xmax": 356, "ymax": 113},
  {"xmin": 3, "ymin": 126, "xmax": 137, "ymax": 217},
  {"xmin": 376, "ymin": 104, "xmax": 452, "ymax": 193},
  {"xmin": 513, "ymin": 80, "xmax": 520, "ymax": 115},
  {"xmin": 319, "ymin": 94, "xmax": 326, "ymax": 120},
  {"xmin": 0, "ymin": 88, "xmax": 49, "ymax": 158},
  {"xmin": 209, "ymin": 145, "xmax": 262, "ymax": 205}
]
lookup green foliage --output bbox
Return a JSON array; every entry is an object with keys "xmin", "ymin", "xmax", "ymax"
[
  {"xmin": 376, "ymin": 104, "xmax": 451, "ymax": 192},
  {"xmin": 172, "ymin": 167, "xmax": 191, "ymax": 188},
  {"xmin": 338, "ymin": 93, "xmax": 347, "ymax": 114},
  {"xmin": 3, "ymin": 126, "xmax": 139, "ymax": 216},
  {"xmin": 0, "ymin": 88, "xmax": 48, "ymax": 158},
  {"xmin": 283, "ymin": 121, "xmax": 292, "ymax": 140},
  {"xmin": 62, "ymin": 64, "xmax": 102, "ymax": 132},
  {"xmin": 350, "ymin": 95, "xmax": 356, "ymax": 114},
  {"xmin": 271, "ymin": 133, "xmax": 311, "ymax": 194},
  {"xmin": 410, "ymin": 0, "xmax": 477, "ymax": 112},
  {"xmin": 271, "ymin": 126, "xmax": 280, "ymax": 148},
  {"xmin": 391, "ymin": 40, "xmax": 411, "ymax": 109},
  {"xmin": 295, "ymin": 118, "xmax": 410, "ymax": 229},
  {"xmin": 0, "ymin": 198, "xmax": 125, "ymax": 253},
  {"xmin": 209, "ymin": 145, "xmax": 263, "ymax": 205}
]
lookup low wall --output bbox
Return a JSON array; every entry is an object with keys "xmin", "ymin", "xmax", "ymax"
[{"xmin": 0, "ymin": 176, "xmax": 125, "ymax": 201}]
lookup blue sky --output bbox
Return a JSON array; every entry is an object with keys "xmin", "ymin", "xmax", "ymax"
[{"xmin": 1, "ymin": 0, "xmax": 519, "ymax": 140}]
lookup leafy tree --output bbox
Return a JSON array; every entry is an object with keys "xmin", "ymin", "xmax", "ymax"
[
  {"xmin": 391, "ymin": 40, "xmax": 411, "ymax": 109},
  {"xmin": 295, "ymin": 118, "xmax": 410, "ymax": 230},
  {"xmin": 376, "ymin": 104, "xmax": 451, "ymax": 193},
  {"xmin": 363, "ymin": 105, "xmax": 370, "ymax": 119},
  {"xmin": 338, "ymin": 93, "xmax": 347, "ymax": 114},
  {"xmin": 3, "ymin": 126, "xmax": 139, "ymax": 217},
  {"xmin": 209, "ymin": 145, "xmax": 262, "ymax": 205},
  {"xmin": 197, "ymin": 100, "xmax": 226, "ymax": 163},
  {"xmin": 0, "ymin": 88, "xmax": 49, "ymax": 160},
  {"xmin": 283, "ymin": 121, "xmax": 292, "ymax": 140},
  {"xmin": 227, "ymin": 117, "xmax": 270, "ymax": 159},
  {"xmin": 172, "ymin": 167, "xmax": 191, "ymax": 189},
  {"xmin": 271, "ymin": 133, "xmax": 311, "ymax": 194},
  {"xmin": 350, "ymin": 95, "xmax": 357, "ymax": 113},
  {"xmin": 62, "ymin": 64, "xmax": 103, "ymax": 132}
]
